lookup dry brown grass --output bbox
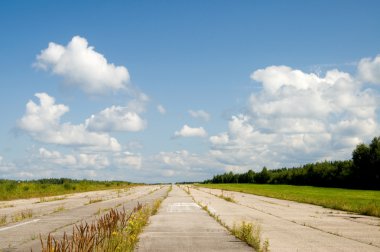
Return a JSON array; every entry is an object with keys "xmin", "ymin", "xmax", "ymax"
[
  {"xmin": 11, "ymin": 209, "xmax": 33, "ymax": 222},
  {"xmin": 39, "ymin": 200, "xmax": 162, "ymax": 252}
]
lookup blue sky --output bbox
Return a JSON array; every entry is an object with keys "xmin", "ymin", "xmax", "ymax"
[{"xmin": 0, "ymin": 1, "xmax": 379, "ymax": 182}]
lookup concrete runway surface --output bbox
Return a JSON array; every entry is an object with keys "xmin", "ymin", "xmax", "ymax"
[
  {"xmin": 136, "ymin": 185, "xmax": 252, "ymax": 252},
  {"xmin": 1, "ymin": 184, "xmax": 379, "ymax": 251},
  {"xmin": 0, "ymin": 185, "xmax": 168, "ymax": 251},
  {"xmin": 189, "ymin": 186, "xmax": 380, "ymax": 252}
]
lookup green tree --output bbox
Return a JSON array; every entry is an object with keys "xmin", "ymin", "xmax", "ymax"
[
  {"xmin": 352, "ymin": 143, "xmax": 370, "ymax": 185},
  {"xmin": 369, "ymin": 137, "xmax": 380, "ymax": 187}
]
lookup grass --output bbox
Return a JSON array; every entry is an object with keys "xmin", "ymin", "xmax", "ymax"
[
  {"xmin": 0, "ymin": 209, "xmax": 34, "ymax": 226},
  {"xmin": 0, "ymin": 204, "xmax": 14, "ymax": 209},
  {"xmin": 40, "ymin": 200, "xmax": 163, "ymax": 252},
  {"xmin": 232, "ymin": 221, "xmax": 269, "ymax": 252},
  {"xmin": 86, "ymin": 198, "xmax": 103, "ymax": 205},
  {"xmin": 218, "ymin": 190, "xmax": 236, "ymax": 203},
  {"xmin": 39, "ymin": 185, "xmax": 170, "ymax": 252},
  {"xmin": 198, "ymin": 201, "xmax": 269, "ymax": 251},
  {"xmin": 0, "ymin": 215, "xmax": 6, "ymax": 226},
  {"xmin": 0, "ymin": 179, "xmax": 135, "ymax": 201},
  {"xmin": 38, "ymin": 196, "xmax": 66, "ymax": 203},
  {"xmin": 11, "ymin": 209, "xmax": 33, "ymax": 222},
  {"xmin": 184, "ymin": 186, "xmax": 191, "ymax": 194},
  {"xmin": 53, "ymin": 205, "xmax": 65, "ymax": 213},
  {"xmin": 199, "ymin": 183, "xmax": 380, "ymax": 217},
  {"xmin": 186, "ymin": 185, "xmax": 269, "ymax": 251}
]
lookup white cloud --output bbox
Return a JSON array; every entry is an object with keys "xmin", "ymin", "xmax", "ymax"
[
  {"xmin": 35, "ymin": 36, "xmax": 130, "ymax": 95},
  {"xmin": 85, "ymin": 106, "xmax": 146, "ymax": 132},
  {"xmin": 210, "ymin": 60, "xmax": 380, "ymax": 171},
  {"xmin": 174, "ymin": 125, "xmax": 207, "ymax": 138},
  {"xmin": 149, "ymin": 150, "xmax": 221, "ymax": 180},
  {"xmin": 209, "ymin": 132, "xmax": 229, "ymax": 145},
  {"xmin": 39, "ymin": 147, "xmax": 110, "ymax": 169},
  {"xmin": 39, "ymin": 148, "xmax": 77, "ymax": 166},
  {"xmin": 157, "ymin": 104, "xmax": 166, "ymax": 115},
  {"xmin": 85, "ymin": 92, "xmax": 148, "ymax": 132},
  {"xmin": 77, "ymin": 153, "xmax": 110, "ymax": 169},
  {"xmin": 189, "ymin": 109, "xmax": 210, "ymax": 121},
  {"xmin": 114, "ymin": 152, "xmax": 142, "ymax": 169},
  {"xmin": 358, "ymin": 54, "xmax": 380, "ymax": 84},
  {"xmin": 18, "ymin": 93, "xmax": 69, "ymax": 132},
  {"xmin": 159, "ymin": 150, "xmax": 189, "ymax": 166},
  {"xmin": 18, "ymin": 93, "xmax": 121, "ymax": 152}
]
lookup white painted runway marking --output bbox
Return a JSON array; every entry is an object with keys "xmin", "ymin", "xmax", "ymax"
[
  {"xmin": 167, "ymin": 202, "xmax": 200, "ymax": 212},
  {"xmin": 0, "ymin": 219, "xmax": 40, "ymax": 232}
]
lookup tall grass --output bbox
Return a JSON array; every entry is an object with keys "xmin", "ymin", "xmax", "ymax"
[
  {"xmin": 0, "ymin": 215, "xmax": 6, "ymax": 226},
  {"xmin": 11, "ymin": 209, "xmax": 33, "ymax": 222},
  {"xmin": 39, "ymin": 200, "xmax": 162, "ymax": 252},
  {"xmin": 0, "ymin": 179, "xmax": 134, "ymax": 201},
  {"xmin": 218, "ymin": 190, "xmax": 236, "ymax": 203},
  {"xmin": 232, "ymin": 221, "xmax": 269, "ymax": 252},
  {"xmin": 199, "ymin": 184, "xmax": 380, "ymax": 217}
]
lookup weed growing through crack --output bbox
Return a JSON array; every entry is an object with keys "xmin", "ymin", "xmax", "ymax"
[
  {"xmin": 0, "ymin": 215, "xmax": 6, "ymax": 226},
  {"xmin": 40, "ymin": 199, "xmax": 163, "ymax": 252},
  {"xmin": 53, "ymin": 205, "xmax": 65, "ymax": 213},
  {"xmin": 218, "ymin": 191, "xmax": 236, "ymax": 203},
  {"xmin": 231, "ymin": 221, "xmax": 269, "ymax": 252},
  {"xmin": 86, "ymin": 198, "xmax": 103, "ymax": 205},
  {"xmin": 38, "ymin": 196, "xmax": 66, "ymax": 203},
  {"xmin": 185, "ymin": 186, "xmax": 191, "ymax": 195},
  {"xmin": 197, "ymin": 199, "xmax": 269, "ymax": 252},
  {"xmin": 0, "ymin": 204, "xmax": 14, "ymax": 209},
  {"xmin": 12, "ymin": 209, "xmax": 33, "ymax": 222}
]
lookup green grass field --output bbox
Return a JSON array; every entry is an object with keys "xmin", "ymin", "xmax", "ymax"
[
  {"xmin": 198, "ymin": 184, "xmax": 380, "ymax": 217},
  {"xmin": 0, "ymin": 179, "xmax": 135, "ymax": 201}
]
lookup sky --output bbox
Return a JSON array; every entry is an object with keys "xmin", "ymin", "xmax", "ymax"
[{"xmin": 0, "ymin": 1, "xmax": 380, "ymax": 183}]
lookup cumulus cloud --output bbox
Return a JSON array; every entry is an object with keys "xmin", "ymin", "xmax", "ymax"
[
  {"xmin": 209, "ymin": 132, "xmax": 229, "ymax": 145},
  {"xmin": 150, "ymin": 150, "xmax": 220, "ymax": 179},
  {"xmin": 157, "ymin": 104, "xmax": 166, "ymax": 115},
  {"xmin": 18, "ymin": 93, "xmax": 69, "ymax": 132},
  {"xmin": 39, "ymin": 148, "xmax": 77, "ymax": 166},
  {"xmin": 77, "ymin": 153, "xmax": 110, "ymax": 169},
  {"xmin": 39, "ymin": 147, "xmax": 110, "ymax": 169},
  {"xmin": 18, "ymin": 93, "xmax": 121, "ymax": 151},
  {"xmin": 174, "ymin": 125, "xmax": 207, "ymax": 138},
  {"xmin": 210, "ymin": 61, "xmax": 380, "ymax": 171},
  {"xmin": 189, "ymin": 109, "xmax": 210, "ymax": 121},
  {"xmin": 113, "ymin": 152, "xmax": 142, "ymax": 169},
  {"xmin": 85, "ymin": 92, "xmax": 148, "ymax": 132},
  {"xmin": 35, "ymin": 36, "xmax": 130, "ymax": 95},
  {"xmin": 85, "ymin": 106, "xmax": 146, "ymax": 132},
  {"xmin": 358, "ymin": 54, "xmax": 380, "ymax": 84}
]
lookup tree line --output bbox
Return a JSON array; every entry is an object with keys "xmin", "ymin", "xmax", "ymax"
[{"xmin": 204, "ymin": 136, "xmax": 380, "ymax": 189}]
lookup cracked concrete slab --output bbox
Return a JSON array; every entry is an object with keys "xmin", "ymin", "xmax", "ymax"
[
  {"xmin": 0, "ymin": 185, "xmax": 167, "ymax": 251},
  {"xmin": 136, "ymin": 186, "xmax": 252, "ymax": 252},
  {"xmin": 192, "ymin": 186, "xmax": 380, "ymax": 252}
]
